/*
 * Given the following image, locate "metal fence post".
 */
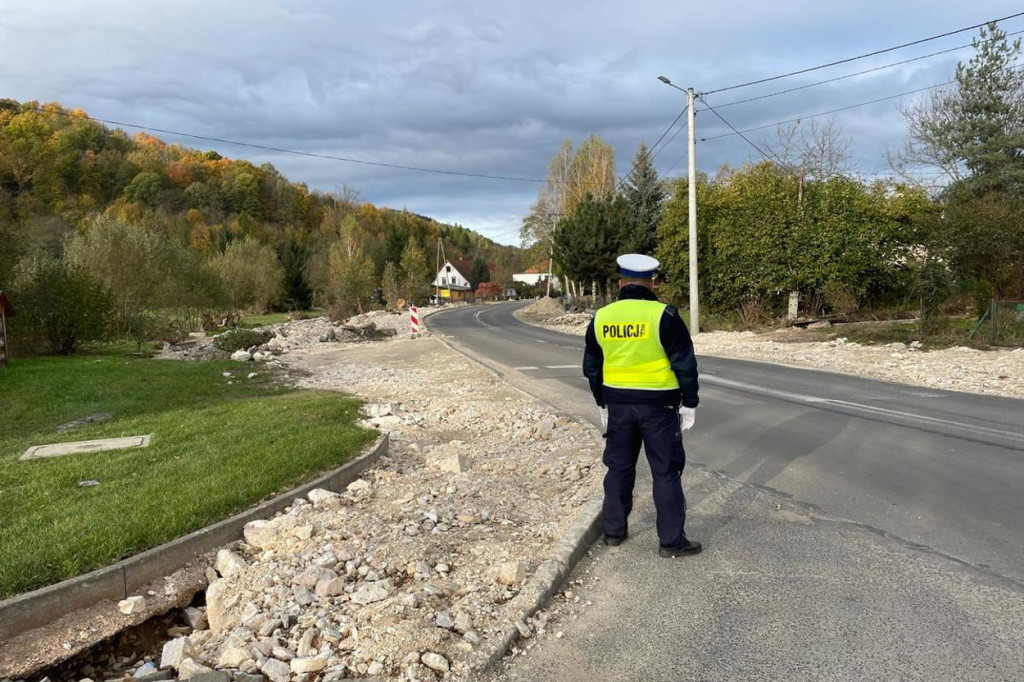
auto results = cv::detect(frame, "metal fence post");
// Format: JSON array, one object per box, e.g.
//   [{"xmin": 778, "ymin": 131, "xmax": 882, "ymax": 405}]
[{"xmin": 990, "ymin": 299, "xmax": 998, "ymax": 346}]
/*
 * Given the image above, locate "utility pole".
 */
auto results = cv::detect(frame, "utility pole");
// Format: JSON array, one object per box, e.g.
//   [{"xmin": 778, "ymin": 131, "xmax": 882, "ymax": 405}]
[
  {"xmin": 658, "ymin": 76, "xmax": 700, "ymax": 333},
  {"xmin": 546, "ymin": 246, "xmax": 553, "ymax": 298},
  {"xmin": 686, "ymin": 87, "xmax": 699, "ymax": 334}
]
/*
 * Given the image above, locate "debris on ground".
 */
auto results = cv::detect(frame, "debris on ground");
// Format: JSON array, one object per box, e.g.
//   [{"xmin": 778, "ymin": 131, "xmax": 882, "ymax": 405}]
[
  {"xmin": 37, "ymin": 319, "xmax": 602, "ymax": 681},
  {"xmin": 157, "ymin": 307, "xmax": 450, "ymax": 363},
  {"xmin": 518, "ymin": 297, "xmax": 566, "ymax": 318}
]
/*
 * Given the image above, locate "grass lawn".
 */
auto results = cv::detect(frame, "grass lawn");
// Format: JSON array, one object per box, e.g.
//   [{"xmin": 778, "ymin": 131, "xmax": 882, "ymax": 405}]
[
  {"xmin": 0, "ymin": 349, "xmax": 375, "ymax": 598},
  {"xmin": 238, "ymin": 311, "xmax": 292, "ymax": 327},
  {"xmin": 238, "ymin": 310, "xmax": 325, "ymax": 328}
]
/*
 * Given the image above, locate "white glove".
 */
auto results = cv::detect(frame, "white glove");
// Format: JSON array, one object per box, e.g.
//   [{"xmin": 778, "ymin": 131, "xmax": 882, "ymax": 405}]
[
  {"xmin": 678, "ymin": 406, "xmax": 696, "ymax": 431},
  {"xmin": 598, "ymin": 407, "xmax": 609, "ymax": 429}
]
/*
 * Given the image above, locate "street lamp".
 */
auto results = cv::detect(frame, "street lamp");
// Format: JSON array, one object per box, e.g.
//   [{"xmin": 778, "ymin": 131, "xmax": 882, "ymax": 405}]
[{"xmin": 657, "ymin": 75, "xmax": 699, "ymax": 334}]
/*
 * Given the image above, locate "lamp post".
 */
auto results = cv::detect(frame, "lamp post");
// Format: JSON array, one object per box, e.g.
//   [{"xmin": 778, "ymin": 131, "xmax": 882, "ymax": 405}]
[{"xmin": 657, "ymin": 76, "xmax": 699, "ymax": 334}]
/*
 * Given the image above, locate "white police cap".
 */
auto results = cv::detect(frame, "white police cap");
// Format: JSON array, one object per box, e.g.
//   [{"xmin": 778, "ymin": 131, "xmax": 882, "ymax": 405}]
[{"xmin": 616, "ymin": 253, "xmax": 659, "ymax": 278}]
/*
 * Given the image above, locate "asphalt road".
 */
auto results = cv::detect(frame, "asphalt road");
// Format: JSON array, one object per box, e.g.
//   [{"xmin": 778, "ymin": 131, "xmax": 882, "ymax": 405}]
[{"xmin": 428, "ymin": 302, "xmax": 1024, "ymax": 681}]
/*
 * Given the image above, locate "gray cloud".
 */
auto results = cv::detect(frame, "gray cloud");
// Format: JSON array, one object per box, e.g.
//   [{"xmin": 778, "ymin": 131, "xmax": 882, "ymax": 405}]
[{"xmin": 1, "ymin": 0, "xmax": 1021, "ymax": 243}]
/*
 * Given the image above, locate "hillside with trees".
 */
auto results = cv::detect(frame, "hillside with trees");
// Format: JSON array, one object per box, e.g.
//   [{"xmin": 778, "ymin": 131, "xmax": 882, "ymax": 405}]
[{"xmin": 0, "ymin": 99, "xmax": 522, "ymax": 353}]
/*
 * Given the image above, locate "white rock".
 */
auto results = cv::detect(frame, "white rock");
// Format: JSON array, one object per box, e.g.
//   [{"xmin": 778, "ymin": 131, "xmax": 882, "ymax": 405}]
[
  {"xmin": 314, "ymin": 577, "xmax": 347, "ymax": 596},
  {"xmin": 454, "ymin": 611, "xmax": 473, "ymax": 634},
  {"xmin": 217, "ymin": 645, "xmax": 253, "ymax": 668},
  {"xmin": 118, "ymin": 595, "xmax": 145, "ymax": 615},
  {"xmin": 243, "ymin": 520, "xmax": 274, "ymax": 550},
  {"xmin": 307, "ymin": 488, "xmax": 339, "ymax": 505},
  {"xmin": 347, "ymin": 478, "xmax": 371, "ymax": 493},
  {"xmin": 160, "ymin": 637, "xmax": 194, "ymax": 670},
  {"xmin": 421, "ymin": 652, "xmax": 450, "ymax": 672},
  {"xmin": 366, "ymin": 403, "xmax": 395, "ymax": 417},
  {"xmin": 293, "ymin": 524, "xmax": 313, "ymax": 540},
  {"xmin": 177, "ymin": 658, "xmax": 212, "ymax": 680},
  {"xmin": 261, "ymin": 658, "xmax": 291, "ymax": 682},
  {"xmin": 498, "ymin": 561, "xmax": 526, "ymax": 585},
  {"xmin": 291, "ymin": 657, "xmax": 328, "ymax": 674},
  {"xmin": 294, "ymin": 566, "xmax": 336, "ymax": 589},
  {"xmin": 350, "ymin": 581, "xmax": 390, "ymax": 604},
  {"xmin": 215, "ymin": 549, "xmax": 248, "ymax": 578},
  {"xmin": 435, "ymin": 611, "xmax": 455, "ymax": 629},
  {"xmin": 231, "ymin": 350, "xmax": 252, "ymax": 362},
  {"xmin": 204, "ymin": 579, "xmax": 233, "ymax": 634},
  {"xmin": 183, "ymin": 606, "xmax": 207, "ymax": 630},
  {"xmin": 367, "ymin": 661, "xmax": 384, "ymax": 676},
  {"xmin": 438, "ymin": 454, "xmax": 470, "ymax": 474}
]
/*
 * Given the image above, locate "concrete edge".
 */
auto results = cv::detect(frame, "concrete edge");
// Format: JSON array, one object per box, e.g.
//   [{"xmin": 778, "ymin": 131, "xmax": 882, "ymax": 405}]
[
  {"xmin": 423, "ymin": 326, "xmax": 608, "ymax": 677},
  {"xmin": 0, "ymin": 434, "xmax": 389, "ymax": 642},
  {"xmin": 468, "ymin": 496, "xmax": 604, "ymax": 677}
]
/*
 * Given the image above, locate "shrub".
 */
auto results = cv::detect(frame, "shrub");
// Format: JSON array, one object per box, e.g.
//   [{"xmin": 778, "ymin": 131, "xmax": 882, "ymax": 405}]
[
  {"xmin": 738, "ymin": 299, "xmax": 771, "ymax": 328},
  {"xmin": 212, "ymin": 328, "xmax": 273, "ymax": 353},
  {"xmin": 210, "ymin": 238, "xmax": 283, "ymax": 314},
  {"xmin": 8, "ymin": 255, "xmax": 114, "ymax": 355},
  {"xmin": 823, "ymin": 281, "xmax": 860, "ymax": 315}
]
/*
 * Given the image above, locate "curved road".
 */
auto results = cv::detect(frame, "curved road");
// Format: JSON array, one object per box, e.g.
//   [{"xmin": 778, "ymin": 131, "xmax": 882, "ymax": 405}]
[{"xmin": 430, "ymin": 302, "xmax": 1024, "ymax": 584}]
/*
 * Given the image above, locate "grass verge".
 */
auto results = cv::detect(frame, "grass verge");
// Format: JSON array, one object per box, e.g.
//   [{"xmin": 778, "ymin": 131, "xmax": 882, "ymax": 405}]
[{"xmin": 0, "ymin": 349, "xmax": 375, "ymax": 598}]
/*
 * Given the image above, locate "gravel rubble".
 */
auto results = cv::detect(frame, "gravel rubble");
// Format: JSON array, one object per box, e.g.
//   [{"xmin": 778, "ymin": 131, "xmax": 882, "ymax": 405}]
[{"xmin": 47, "ymin": 313, "xmax": 603, "ymax": 682}]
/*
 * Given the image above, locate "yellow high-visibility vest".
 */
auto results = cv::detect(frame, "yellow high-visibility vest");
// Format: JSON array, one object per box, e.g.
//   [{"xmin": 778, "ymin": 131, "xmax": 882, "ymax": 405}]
[{"xmin": 595, "ymin": 299, "xmax": 679, "ymax": 390}]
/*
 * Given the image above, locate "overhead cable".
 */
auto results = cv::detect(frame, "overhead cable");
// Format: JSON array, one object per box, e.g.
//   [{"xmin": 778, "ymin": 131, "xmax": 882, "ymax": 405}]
[
  {"xmin": 697, "ymin": 95, "xmax": 790, "ymax": 172},
  {"xmin": 701, "ymin": 63, "xmax": 1024, "ymax": 142},
  {"xmin": 702, "ymin": 10, "xmax": 1024, "ymax": 95},
  {"xmin": 710, "ymin": 27, "xmax": 1024, "ymax": 111}
]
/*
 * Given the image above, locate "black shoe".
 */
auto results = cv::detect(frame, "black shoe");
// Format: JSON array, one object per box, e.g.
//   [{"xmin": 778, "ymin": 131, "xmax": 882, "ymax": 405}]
[
  {"xmin": 659, "ymin": 540, "xmax": 702, "ymax": 557},
  {"xmin": 603, "ymin": 533, "xmax": 628, "ymax": 546}
]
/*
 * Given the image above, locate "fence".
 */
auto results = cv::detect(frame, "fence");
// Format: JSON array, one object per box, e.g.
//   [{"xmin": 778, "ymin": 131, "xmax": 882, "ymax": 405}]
[{"xmin": 970, "ymin": 300, "xmax": 1024, "ymax": 346}]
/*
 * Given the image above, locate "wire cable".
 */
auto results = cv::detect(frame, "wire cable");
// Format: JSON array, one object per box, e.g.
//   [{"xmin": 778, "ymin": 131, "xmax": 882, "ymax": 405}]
[
  {"xmin": 697, "ymin": 95, "xmax": 790, "ymax": 172},
  {"xmin": 709, "ymin": 28, "xmax": 1024, "ymax": 111},
  {"xmin": 702, "ymin": 10, "xmax": 1024, "ymax": 95},
  {"xmin": 615, "ymin": 104, "xmax": 689, "ymax": 191},
  {"xmin": 700, "ymin": 62, "xmax": 1024, "ymax": 142},
  {"xmin": 28, "ymin": 105, "xmax": 553, "ymax": 185}
]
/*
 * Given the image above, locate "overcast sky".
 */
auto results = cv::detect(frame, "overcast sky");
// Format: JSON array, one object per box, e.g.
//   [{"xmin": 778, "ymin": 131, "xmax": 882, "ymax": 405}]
[{"xmin": 2, "ymin": 1, "xmax": 1022, "ymax": 244}]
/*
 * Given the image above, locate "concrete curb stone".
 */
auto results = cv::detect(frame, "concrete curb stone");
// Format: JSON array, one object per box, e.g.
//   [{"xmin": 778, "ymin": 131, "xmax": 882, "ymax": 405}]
[{"xmin": 425, "ymin": 309, "xmax": 606, "ymax": 677}]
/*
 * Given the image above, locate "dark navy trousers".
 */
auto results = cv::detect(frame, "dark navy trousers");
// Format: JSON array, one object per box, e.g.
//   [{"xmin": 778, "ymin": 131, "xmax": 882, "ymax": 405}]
[{"xmin": 602, "ymin": 403, "xmax": 689, "ymax": 548}]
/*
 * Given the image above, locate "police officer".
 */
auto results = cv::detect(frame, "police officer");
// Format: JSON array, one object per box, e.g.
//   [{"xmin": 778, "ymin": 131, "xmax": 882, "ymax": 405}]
[{"xmin": 583, "ymin": 254, "xmax": 702, "ymax": 557}]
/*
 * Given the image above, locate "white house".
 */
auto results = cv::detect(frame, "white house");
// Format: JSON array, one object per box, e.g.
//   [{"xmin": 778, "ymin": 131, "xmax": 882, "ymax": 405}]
[
  {"xmin": 513, "ymin": 261, "xmax": 560, "ymax": 291},
  {"xmin": 432, "ymin": 259, "xmax": 475, "ymax": 301}
]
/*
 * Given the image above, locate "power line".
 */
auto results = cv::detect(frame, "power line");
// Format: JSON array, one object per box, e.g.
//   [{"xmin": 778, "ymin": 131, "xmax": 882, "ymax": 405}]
[
  {"xmin": 702, "ymin": 10, "xmax": 1024, "ymax": 95},
  {"xmin": 29, "ymin": 106, "xmax": 549, "ymax": 185},
  {"xmin": 709, "ymin": 28, "xmax": 1024, "ymax": 111},
  {"xmin": 697, "ymin": 95, "xmax": 790, "ymax": 172},
  {"xmin": 700, "ymin": 63, "xmax": 1024, "ymax": 142},
  {"xmin": 615, "ymin": 104, "xmax": 689, "ymax": 191}
]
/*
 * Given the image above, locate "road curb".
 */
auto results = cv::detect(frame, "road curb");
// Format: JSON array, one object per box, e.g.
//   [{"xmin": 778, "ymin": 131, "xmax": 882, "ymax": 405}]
[
  {"xmin": 424, "ymin": 316, "xmax": 607, "ymax": 677},
  {"xmin": 470, "ymin": 496, "xmax": 603, "ymax": 676},
  {"xmin": 0, "ymin": 434, "xmax": 389, "ymax": 643}
]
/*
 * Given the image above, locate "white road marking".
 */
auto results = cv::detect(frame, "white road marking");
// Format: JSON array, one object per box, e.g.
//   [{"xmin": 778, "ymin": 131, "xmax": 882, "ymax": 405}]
[
  {"xmin": 703, "ymin": 375, "xmax": 1024, "ymax": 443},
  {"xmin": 535, "ymin": 339, "xmax": 546, "ymax": 343},
  {"xmin": 514, "ymin": 366, "xmax": 539, "ymax": 371},
  {"xmin": 472, "ymin": 311, "xmax": 494, "ymax": 328},
  {"xmin": 546, "ymin": 365, "xmax": 578, "ymax": 369}
]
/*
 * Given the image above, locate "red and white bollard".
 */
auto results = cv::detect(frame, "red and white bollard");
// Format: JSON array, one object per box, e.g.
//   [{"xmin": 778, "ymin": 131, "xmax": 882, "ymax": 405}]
[{"xmin": 410, "ymin": 306, "xmax": 420, "ymax": 336}]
